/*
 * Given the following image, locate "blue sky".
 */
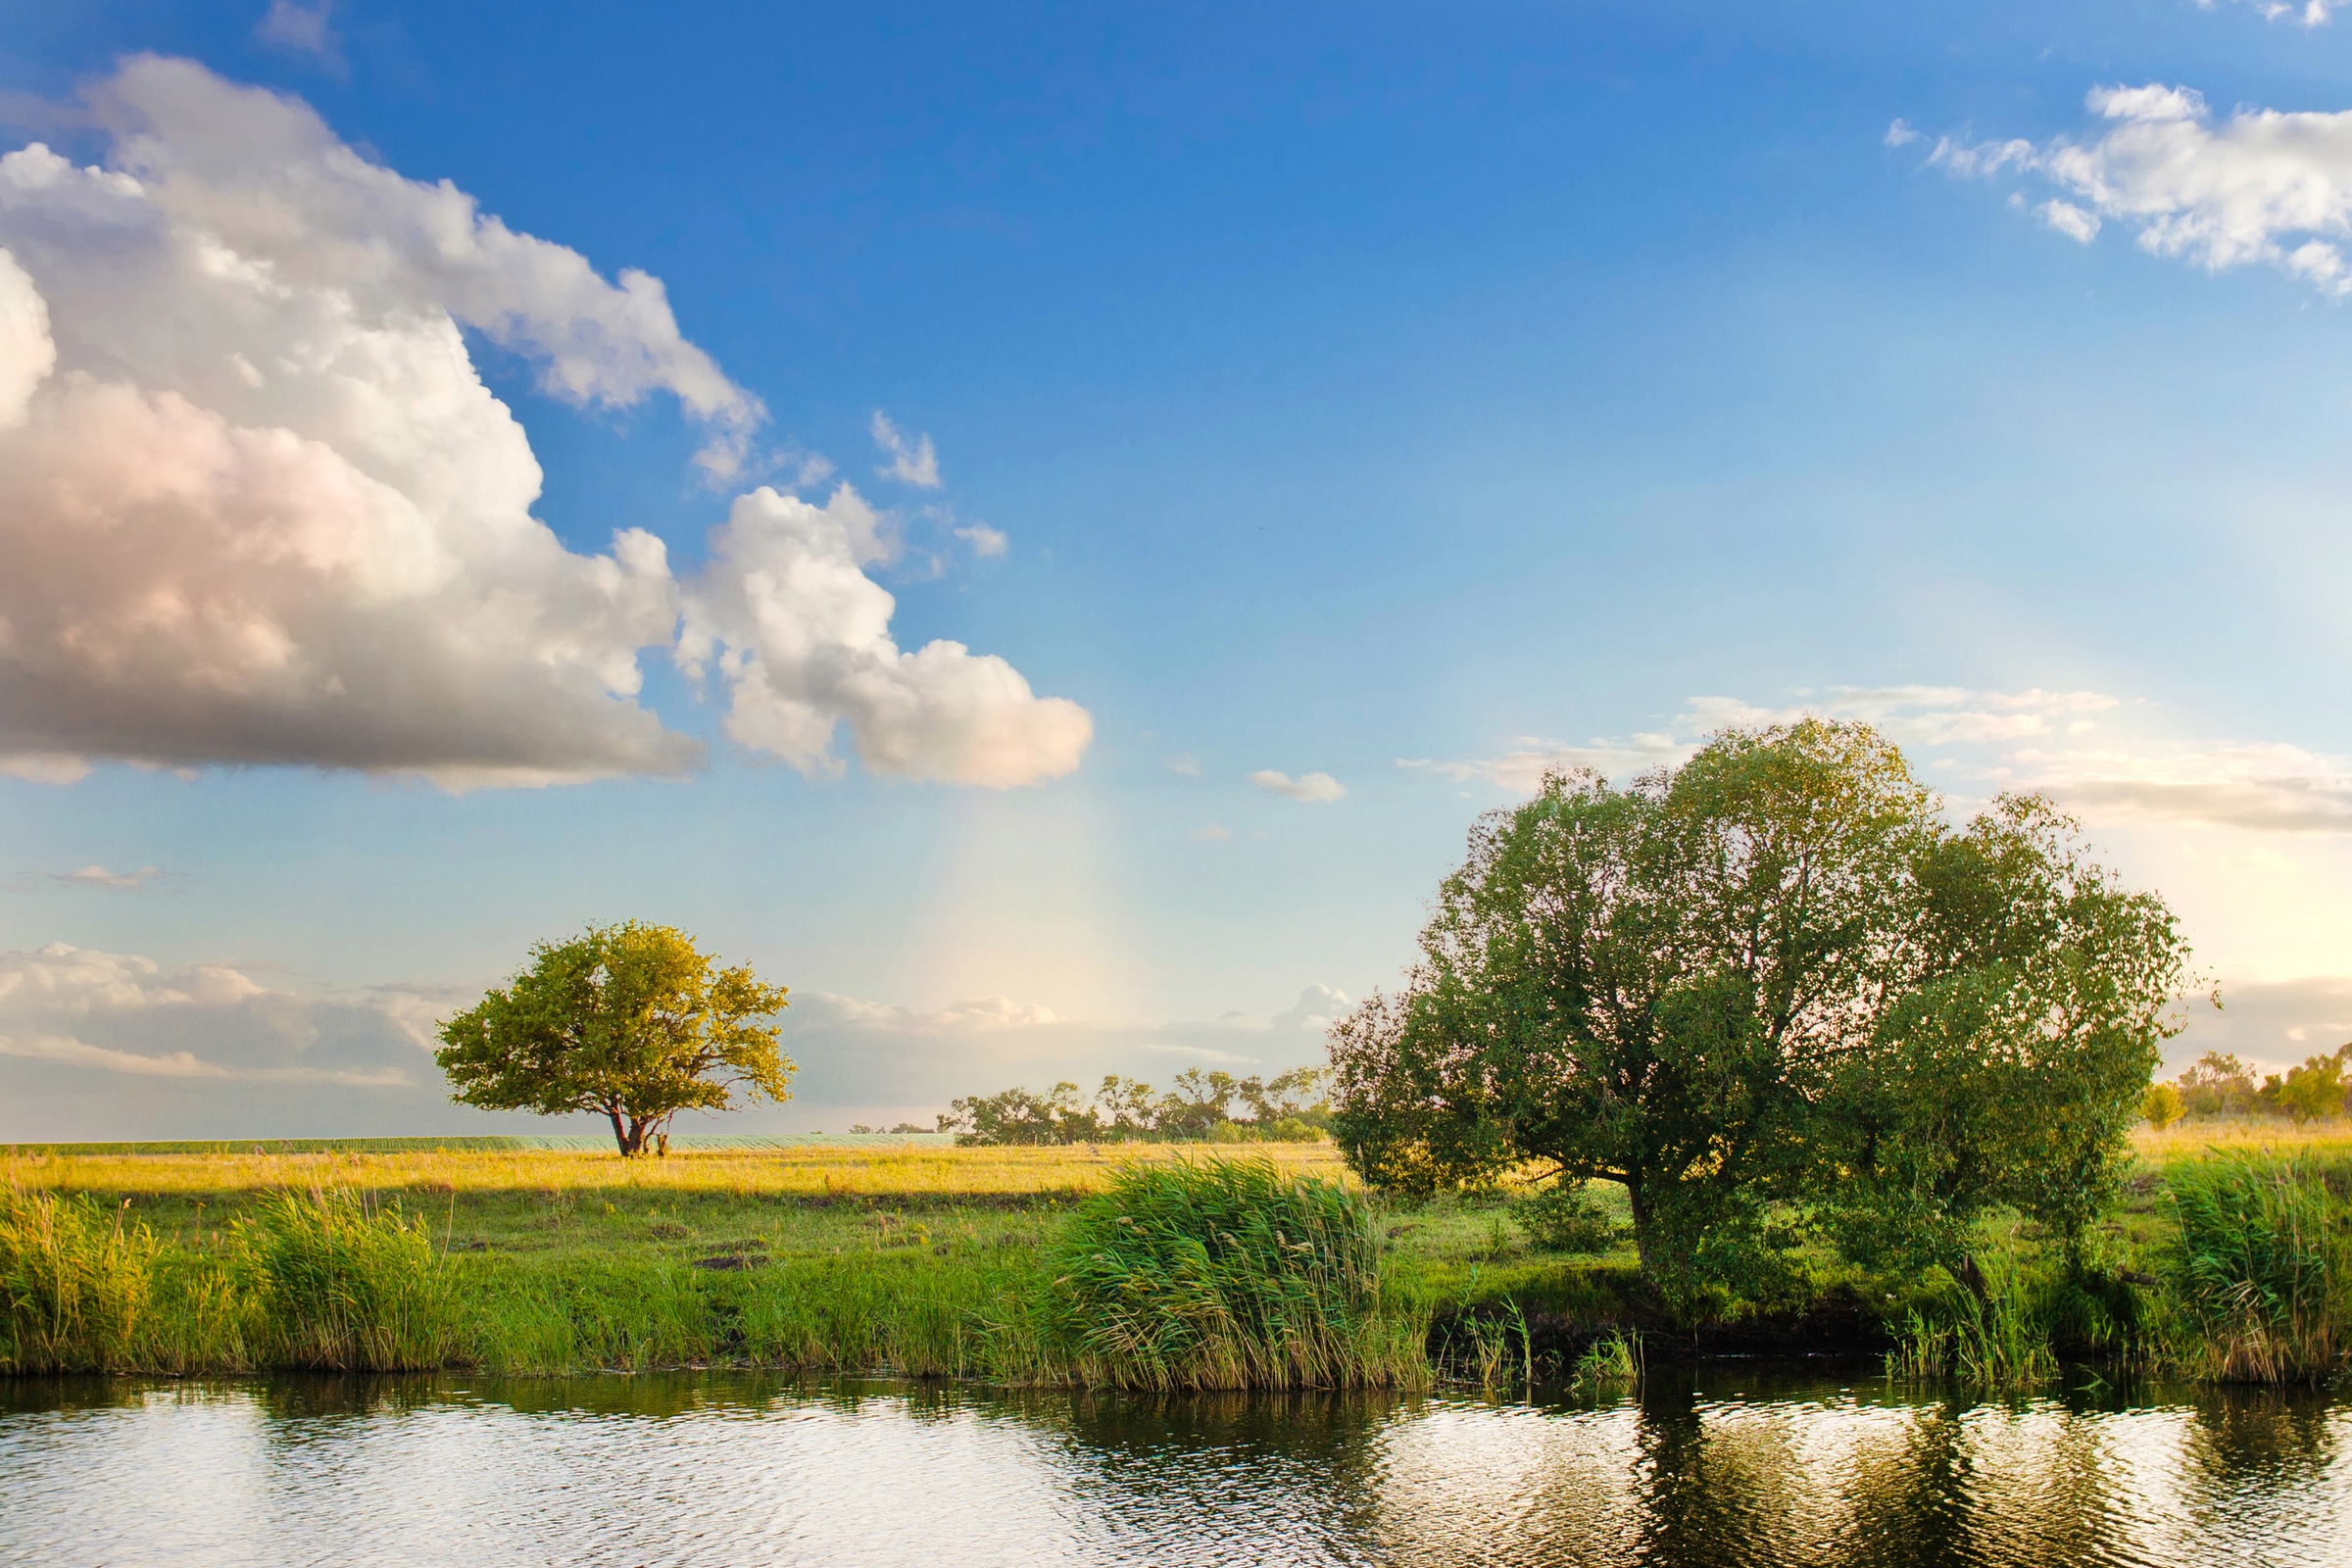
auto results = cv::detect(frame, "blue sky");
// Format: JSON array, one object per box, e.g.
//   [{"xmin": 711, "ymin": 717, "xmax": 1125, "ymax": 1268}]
[{"xmin": 3, "ymin": 0, "xmax": 2351, "ymax": 1138}]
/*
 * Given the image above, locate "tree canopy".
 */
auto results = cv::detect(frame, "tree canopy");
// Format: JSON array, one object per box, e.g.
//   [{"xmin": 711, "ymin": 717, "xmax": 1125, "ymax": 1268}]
[
  {"xmin": 435, "ymin": 921, "xmax": 793, "ymax": 1156},
  {"xmin": 1327, "ymin": 720, "xmax": 2189, "ymax": 1298}
]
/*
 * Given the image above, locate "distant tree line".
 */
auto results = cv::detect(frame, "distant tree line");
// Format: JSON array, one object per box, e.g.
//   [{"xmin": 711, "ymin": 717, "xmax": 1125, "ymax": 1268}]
[
  {"xmin": 2141, "ymin": 1045, "xmax": 2352, "ymax": 1129},
  {"xmin": 940, "ymin": 1067, "xmax": 1332, "ymax": 1146}
]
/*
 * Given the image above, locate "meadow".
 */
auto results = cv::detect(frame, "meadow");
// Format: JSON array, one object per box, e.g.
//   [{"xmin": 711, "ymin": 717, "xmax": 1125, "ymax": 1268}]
[{"xmin": 2, "ymin": 1124, "xmax": 2345, "ymax": 1389}]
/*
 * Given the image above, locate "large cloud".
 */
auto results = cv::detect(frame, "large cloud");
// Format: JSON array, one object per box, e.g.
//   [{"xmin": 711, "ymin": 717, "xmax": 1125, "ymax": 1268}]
[
  {"xmin": 1918, "ymin": 83, "xmax": 2352, "ymax": 294},
  {"xmin": 684, "ymin": 487, "xmax": 1091, "ymax": 785},
  {"xmin": 0, "ymin": 57, "xmax": 1088, "ymax": 790},
  {"xmin": 0, "ymin": 941, "xmax": 472, "ymax": 1140}
]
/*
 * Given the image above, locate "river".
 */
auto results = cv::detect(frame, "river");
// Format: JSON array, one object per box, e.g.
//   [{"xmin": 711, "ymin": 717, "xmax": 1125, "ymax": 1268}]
[{"xmin": 3, "ymin": 1366, "xmax": 2345, "ymax": 1565}]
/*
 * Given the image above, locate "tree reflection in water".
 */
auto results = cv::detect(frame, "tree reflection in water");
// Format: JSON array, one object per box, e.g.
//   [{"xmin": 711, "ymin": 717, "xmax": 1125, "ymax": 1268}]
[{"xmin": 0, "ymin": 1370, "xmax": 2342, "ymax": 1566}]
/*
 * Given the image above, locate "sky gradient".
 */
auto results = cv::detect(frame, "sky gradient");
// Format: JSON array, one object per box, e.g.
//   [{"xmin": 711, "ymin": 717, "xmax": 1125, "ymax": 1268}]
[{"xmin": 3, "ymin": 0, "xmax": 2350, "ymax": 1140}]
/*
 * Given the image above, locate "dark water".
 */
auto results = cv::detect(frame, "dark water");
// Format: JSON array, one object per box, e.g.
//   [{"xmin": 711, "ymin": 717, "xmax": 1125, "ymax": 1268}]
[{"xmin": 3, "ymin": 1368, "xmax": 2346, "ymax": 1566}]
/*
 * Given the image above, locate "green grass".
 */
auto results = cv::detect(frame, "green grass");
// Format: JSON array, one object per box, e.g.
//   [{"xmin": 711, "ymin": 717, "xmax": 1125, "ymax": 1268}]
[{"xmin": 4, "ymin": 1136, "xmax": 2347, "ymax": 1389}]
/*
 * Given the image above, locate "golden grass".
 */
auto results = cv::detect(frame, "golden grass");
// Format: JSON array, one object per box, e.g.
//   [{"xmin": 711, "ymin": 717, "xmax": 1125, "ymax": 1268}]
[
  {"xmin": 0, "ymin": 1141, "xmax": 1354, "ymax": 1201},
  {"xmin": 2132, "ymin": 1119, "xmax": 2352, "ymax": 1162}
]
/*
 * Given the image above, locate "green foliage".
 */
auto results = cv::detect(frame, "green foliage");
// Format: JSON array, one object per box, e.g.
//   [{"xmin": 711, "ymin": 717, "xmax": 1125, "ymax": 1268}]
[
  {"xmin": 946, "ymin": 1067, "xmax": 1331, "ymax": 1146},
  {"xmin": 1329, "ymin": 720, "xmax": 2189, "ymax": 1303},
  {"xmin": 0, "ymin": 1190, "xmax": 156, "ymax": 1372},
  {"xmin": 437, "ymin": 921, "xmax": 793, "ymax": 1156},
  {"xmin": 1047, "ymin": 1159, "xmax": 1420, "ymax": 1390},
  {"xmin": 2161, "ymin": 1155, "xmax": 2345, "ymax": 1383},
  {"xmin": 2269, "ymin": 1048, "xmax": 2350, "ymax": 1125},
  {"xmin": 1513, "ymin": 1182, "xmax": 1620, "ymax": 1254},
  {"xmin": 239, "ymin": 1190, "xmax": 455, "ymax": 1370},
  {"xmin": 2174, "ymin": 1052, "xmax": 2261, "ymax": 1119},
  {"xmin": 2141, "ymin": 1082, "xmax": 2184, "ymax": 1131}
]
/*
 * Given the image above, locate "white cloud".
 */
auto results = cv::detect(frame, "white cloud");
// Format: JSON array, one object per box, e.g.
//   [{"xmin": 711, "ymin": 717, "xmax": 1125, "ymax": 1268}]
[
  {"xmin": 253, "ymin": 0, "xmax": 342, "ymax": 69},
  {"xmin": 681, "ymin": 486, "xmax": 1092, "ymax": 786},
  {"xmin": 1884, "ymin": 119, "xmax": 1923, "ymax": 149},
  {"xmin": 47, "ymin": 864, "xmax": 164, "ymax": 889},
  {"xmin": 870, "ymin": 411, "xmax": 942, "ymax": 489},
  {"xmin": 0, "ymin": 59, "xmax": 1087, "ymax": 794},
  {"xmin": 2203, "ymin": 0, "xmax": 2337, "ymax": 26},
  {"xmin": 1923, "ymin": 81, "xmax": 2352, "ymax": 295},
  {"xmin": 954, "ymin": 521, "xmax": 1008, "ymax": 558},
  {"xmin": 1191, "ymin": 822, "xmax": 1232, "ymax": 842},
  {"xmin": 1165, "ymin": 753, "xmax": 1201, "ymax": 776},
  {"xmin": 1250, "ymin": 769, "xmax": 1346, "ymax": 803},
  {"xmin": 0, "ymin": 940, "xmax": 428, "ymax": 1091},
  {"xmin": 2018, "ymin": 742, "xmax": 2352, "ymax": 833},
  {"xmin": 2039, "ymin": 199, "xmax": 2102, "ymax": 242}
]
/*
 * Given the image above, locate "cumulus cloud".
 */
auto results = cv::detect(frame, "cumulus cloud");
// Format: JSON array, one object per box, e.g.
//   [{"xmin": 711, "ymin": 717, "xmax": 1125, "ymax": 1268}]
[
  {"xmin": 1920, "ymin": 81, "xmax": 2352, "ymax": 295},
  {"xmin": 0, "ymin": 58, "xmax": 1089, "ymax": 793},
  {"xmin": 681, "ymin": 486, "xmax": 1091, "ymax": 785},
  {"xmin": 1250, "ymin": 769, "xmax": 1346, "ymax": 803},
  {"xmin": 870, "ymin": 411, "xmax": 941, "ymax": 488}
]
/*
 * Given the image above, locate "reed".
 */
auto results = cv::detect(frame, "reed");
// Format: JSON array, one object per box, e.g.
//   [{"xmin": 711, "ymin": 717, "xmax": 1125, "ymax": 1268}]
[
  {"xmin": 1885, "ymin": 1249, "xmax": 2058, "ymax": 1388},
  {"xmin": 1049, "ymin": 1158, "xmax": 1424, "ymax": 1391},
  {"xmin": 2160, "ymin": 1154, "xmax": 2344, "ymax": 1384},
  {"xmin": 0, "ymin": 1189, "xmax": 157, "ymax": 1373},
  {"xmin": 239, "ymin": 1190, "xmax": 455, "ymax": 1371}
]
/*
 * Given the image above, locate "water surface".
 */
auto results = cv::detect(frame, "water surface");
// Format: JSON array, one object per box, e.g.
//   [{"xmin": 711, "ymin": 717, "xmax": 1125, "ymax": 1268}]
[{"xmin": 4, "ymin": 1367, "xmax": 2345, "ymax": 1566}]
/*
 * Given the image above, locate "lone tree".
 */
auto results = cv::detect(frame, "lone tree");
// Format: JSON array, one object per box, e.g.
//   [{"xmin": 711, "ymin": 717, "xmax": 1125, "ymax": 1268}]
[
  {"xmin": 436, "ymin": 921, "xmax": 793, "ymax": 1156},
  {"xmin": 1328, "ymin": 720, "xmax": 2187, "ymax": 1299}
]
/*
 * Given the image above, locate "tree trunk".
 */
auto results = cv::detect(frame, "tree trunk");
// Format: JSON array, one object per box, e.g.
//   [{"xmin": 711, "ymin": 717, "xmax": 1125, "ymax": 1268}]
[
  {"xmin": 1626, "ymin": 1178, "xmax": 1654, "ymax": 1280},
  {"xmin": 609, "ymin": 1106, "xmax": 649, "ymax": 1157}
]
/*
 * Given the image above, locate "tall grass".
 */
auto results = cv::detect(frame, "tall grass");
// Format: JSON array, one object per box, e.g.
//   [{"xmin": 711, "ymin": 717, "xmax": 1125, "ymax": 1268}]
[
  {"xmin": 1886, "ymin": 1249, "xmax": 2059, "ymax": 1388},
  {"xmin": 239, "ymin": 1190, "xmax": 456, "ymax": 1370},
  {"xmin": 1049, "ymin": 1159, "xmax": 1424, "ymax": 1391},
  {"xmin": 2162, "ymin": 1155, "xmax": 2344, "ymax": 1384},
  {"xmin": 0, "ymin": 1190, "xmax": 156, "ymax": 1372}
]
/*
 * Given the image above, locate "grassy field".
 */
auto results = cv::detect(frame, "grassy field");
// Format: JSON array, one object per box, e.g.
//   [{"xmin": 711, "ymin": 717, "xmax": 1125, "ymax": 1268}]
[{"xmin": 2, "ymin": 1126, "xmax": 2345, "ymax": 1385}]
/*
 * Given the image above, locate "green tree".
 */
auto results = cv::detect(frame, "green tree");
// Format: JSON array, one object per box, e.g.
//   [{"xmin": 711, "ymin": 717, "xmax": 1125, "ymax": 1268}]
[
  {"xmin": 2140, "ymin": 1081, "xmax": 2184, "ymax": 1131},
  {"xmin": 1327, "ymin": 721, "xmax": 2189, "ymax": 1298},
  {"xmin": 2273, "ymin": 1046, "xmax": 2349, "ymax": 1124},
  {"xmin": 435, "ymin": 922, "xmax": 793, "ymax": 1156},
  {"xmin": 2177, "ymin": 1052, "xmax": 2259, "ymax": 1118}
]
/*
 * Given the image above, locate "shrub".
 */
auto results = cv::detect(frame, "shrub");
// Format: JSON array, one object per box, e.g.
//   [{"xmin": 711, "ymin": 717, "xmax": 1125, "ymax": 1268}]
[
  {"xmin": 0, "ymin": 1190, "xmax": 156, "ymax": 1372},
  {"xmin": 1048, "ymin": 1158, "xmax": 1419, "ymax": 1390},
  {"xmin": 1514, "ymin": 1182, "xmax": 1620, "ymax": 1254},
  {"xmin": 240, "ymin": 1190, "xmax": 455, "ymax": 1370}
]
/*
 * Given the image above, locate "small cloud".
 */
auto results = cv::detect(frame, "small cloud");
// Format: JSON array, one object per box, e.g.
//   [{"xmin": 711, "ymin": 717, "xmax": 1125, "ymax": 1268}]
[
  {"xmin": 870, "ymin": 412, "xmax": 942, "ymax": 489},
  {"xmin": 1885, "ymin": 119, "xmax": 1923, "ymax": 148},
  {"xmin": 1191, "ymin": 823, "xmax": 1232, "ymax": 843},
  {"xmin": 1165, "ymin": 754, "xmax": 1201, "ymax": 776},
  {"xmin": 1250, "ymin": 769, "xmax": 1346, "ymax": 804},
  {"xmin": 254, "ymin": 0, "xmax": 344, "ymax": 70},
  {"xmin": 49, "ymin": 865, "xmax": 165, "ymax": 889},
  {"xmin": 0, "ymin": 753, "xmax": 92, "ymax": 785},
  {"xmin": 2038, "ymin": 200, "xmax": 2101, "ymax": 243},
  {"xmin": 954, "ymin": 522, "xmax": 1007, "ymax": 558}
]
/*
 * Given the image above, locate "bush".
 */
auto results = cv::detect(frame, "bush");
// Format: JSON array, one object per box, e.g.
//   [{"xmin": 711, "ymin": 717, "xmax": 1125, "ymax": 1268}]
[
  {"xmin": 0, "ymin": 1190, "xmax": 156, "ymax": 1372},
  {"xmin": 1048, "ymin": 1158, "xmax": 1420, "ymax": 1390},
  {"xmin": 240, "ymin": 1190, "xmax": 455, "ymax": 1370},
  {"xmin": 1514, "ymin": 1182, "xmax": 1620, "ymax": 1254}
]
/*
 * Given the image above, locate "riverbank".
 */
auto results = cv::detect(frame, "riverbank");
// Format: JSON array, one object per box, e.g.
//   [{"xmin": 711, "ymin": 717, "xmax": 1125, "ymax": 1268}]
[{"xmin": 2, "ymin": 1130, "xmax": 2345, "ymax": 1385}]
